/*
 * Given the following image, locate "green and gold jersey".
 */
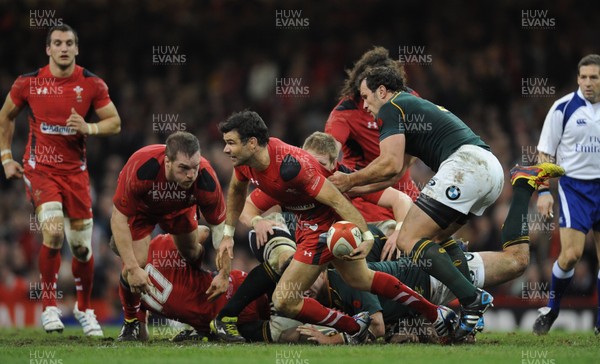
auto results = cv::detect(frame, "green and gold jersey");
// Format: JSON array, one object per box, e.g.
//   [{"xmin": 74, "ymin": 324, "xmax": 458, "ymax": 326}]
[{"xmin": 378, "ymin": 92, "xmax": 489, "ymax": 171}]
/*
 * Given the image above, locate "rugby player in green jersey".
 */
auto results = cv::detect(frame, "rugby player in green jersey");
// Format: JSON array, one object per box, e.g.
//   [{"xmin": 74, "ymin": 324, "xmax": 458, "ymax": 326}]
[
  {"xmin": 329, "ymin": 66, "xmax": 564, "ymax": 341},
  {"xmin": 300, "ymin": 162, "xmax": 564, "ymax": 344}
]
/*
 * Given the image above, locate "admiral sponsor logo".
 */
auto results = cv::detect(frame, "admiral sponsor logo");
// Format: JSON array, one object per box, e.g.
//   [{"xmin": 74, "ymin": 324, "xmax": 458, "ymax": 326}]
[{"xmin": 40, "ymin": 122, "xmax": 76, "ymax": 135}]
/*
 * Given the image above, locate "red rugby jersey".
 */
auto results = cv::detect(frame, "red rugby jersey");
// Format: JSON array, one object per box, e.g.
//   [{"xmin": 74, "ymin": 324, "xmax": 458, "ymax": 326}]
[
  {"xmin": 10, "ymin": 65, "xmax": 111, "ymax": 174},
  {"xmin": 113, "ymin": 144, "xmax": 225, "ymax": 225},
  {"xmin": 142, "ymin": 234, "xmax": 268, "ymax": 333}
]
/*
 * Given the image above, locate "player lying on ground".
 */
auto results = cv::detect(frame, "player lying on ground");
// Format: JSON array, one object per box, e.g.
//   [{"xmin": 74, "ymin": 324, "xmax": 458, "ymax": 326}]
[
  {"xmin": 209, "ymin": 162, "xmax": 564, "ymax": 344},
  {"xmin": 109, "ymin": 229, "xmax": 303, "ymax": 343}
]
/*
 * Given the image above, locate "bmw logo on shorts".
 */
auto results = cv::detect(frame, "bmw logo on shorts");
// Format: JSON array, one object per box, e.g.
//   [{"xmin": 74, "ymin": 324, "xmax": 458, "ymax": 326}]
[{"xmin": 446, "ymin": 186, "xmax": 461, "ymax": 200}]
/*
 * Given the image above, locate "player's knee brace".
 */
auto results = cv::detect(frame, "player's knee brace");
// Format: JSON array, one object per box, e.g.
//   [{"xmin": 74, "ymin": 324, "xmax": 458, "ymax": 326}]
[
  {"xmin": 37, "ymin": 201, "xmax": 64, "ymax": 224},
  {"xmin": 64, "ymin": 218, "xmax": 93, "ymax": 262},
  {"xmin": 37, "ymin": 202, "xmax": 65, "ymax": 246},
  {"xmin": 249, "ymin": 219, "xmax": 296, "ymax": 276}
]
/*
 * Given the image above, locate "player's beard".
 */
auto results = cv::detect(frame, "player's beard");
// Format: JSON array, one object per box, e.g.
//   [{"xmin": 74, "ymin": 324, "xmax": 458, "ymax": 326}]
[{"xmin": 230, "ymin": 153, "xmax": 251, "ymax": 167}]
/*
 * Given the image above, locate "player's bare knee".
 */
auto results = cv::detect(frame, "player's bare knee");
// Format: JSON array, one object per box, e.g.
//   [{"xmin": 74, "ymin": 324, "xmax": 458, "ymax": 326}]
[
  {"xmin": 506, "ymin": 245, "xmax": 529, "ymax": 276},
  {"xmin": 396, "ymin": 236, "xmax": 418, "ymax": 252},
  {"xmin": 334, "ymin": 262, "xmax": 375, "ymax": 291},
  {"xmin": 559, "ymin": 251, "xmax": 580, "ymax": 269},
  {"xmin": 272, "ymin": 290, "xmax": 301, "ymax": 317}
]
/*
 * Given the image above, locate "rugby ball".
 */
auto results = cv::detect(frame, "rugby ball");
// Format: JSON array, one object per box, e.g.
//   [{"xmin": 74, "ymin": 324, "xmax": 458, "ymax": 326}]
[{"xmin": 326, "ymin": 221, "xmax": 362, "ymax": 258}]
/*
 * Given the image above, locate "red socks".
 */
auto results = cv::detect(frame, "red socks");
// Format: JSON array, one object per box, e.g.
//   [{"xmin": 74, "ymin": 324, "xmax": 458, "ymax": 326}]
[
  {"xmin": 370, "ymin": 271, "xmax": 438, "ymax": 322},
  {"xmin": 296, "ymin": 297, "xmax": 360, "ymax": 334},
  {"xmin": 119, "ymin": 274, "xmax": 141, "ymax": 320},
  {"xmin": 38, "ymin": 245, "xmax": 61, "ymax": 309},
  {"xmin": 72, "ymin": 256, "xmax": 94, "ymax": 311}
]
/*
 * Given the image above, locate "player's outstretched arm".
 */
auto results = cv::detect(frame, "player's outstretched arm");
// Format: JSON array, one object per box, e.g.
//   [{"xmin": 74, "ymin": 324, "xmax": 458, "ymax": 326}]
[
  {"xmin": 0, "ymin": 95, "xmax": 24, "ymax": 179},
  {"xmin": 216, "ymin": 173, "xmax": 248, "ymax": 270},
  {"xmin": 329, "ymin": 134, "xmax": 406, "ymax": 192},
  {"xmin": 111, "ymin": 206, "xmax": 152, "ymax": 294}
]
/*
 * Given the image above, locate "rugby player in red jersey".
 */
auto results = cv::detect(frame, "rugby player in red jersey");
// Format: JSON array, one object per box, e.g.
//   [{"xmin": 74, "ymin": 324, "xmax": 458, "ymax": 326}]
[
  {"xmin": 213, "ymin": 110, "xmax": 457, "ymax": 344},
  {"xmin": 111, "ymin": 131, "xmax": 227, "ymax": 341},
  {"xmin": 325, "ymin": 47, "xmax": 420, "ymax": 227},
  {"xmin": 108, "ymin": 230, "xmax": 277, "ymax": 342},
  {"xmin": 0, "ymin": 24, "xmax": 121, "ymax": 336}
]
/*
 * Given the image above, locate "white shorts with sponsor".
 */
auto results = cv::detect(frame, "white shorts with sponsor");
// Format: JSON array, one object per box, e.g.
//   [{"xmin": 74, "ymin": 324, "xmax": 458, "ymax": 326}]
[
  {"xmin": 421, "ymin": 145, "xmax": 504, "ymax": 216},
  {"xmin": 429, "ymin": 252, "xmax": 485, "ymax": 305}
]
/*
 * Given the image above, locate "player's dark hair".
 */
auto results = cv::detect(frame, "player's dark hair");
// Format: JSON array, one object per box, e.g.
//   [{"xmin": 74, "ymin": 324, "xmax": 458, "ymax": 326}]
[
  {"xmin": 358, "ymin": 66, "xmax": 406, "ymax": 93},
  {"xmin": 302, "ymin": 132, "xmax": 338, "ymax": 164},
  {"xmin": 46, "ymin": 24, "xmax": 79, "ymax": 46},
  {"xmin": 339, "ymin": 46, "xmax": 407, "ymax": 100},
  {"xmin": 578, "ymin": 54, "xmax": 600, "ymax": 74},
  {"xmin": 219, "ymin": 110, "xmax": 269, "ymax": 146},
  {"xmin": 165, "ymin": 131, "xmax": 201, "ymax": 161}
]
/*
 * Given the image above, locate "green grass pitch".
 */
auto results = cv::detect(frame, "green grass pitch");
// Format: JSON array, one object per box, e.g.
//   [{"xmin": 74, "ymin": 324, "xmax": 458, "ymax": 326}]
[{"xmin": 2, "ymin": 327, "xmax": 599, "ymax": 364}]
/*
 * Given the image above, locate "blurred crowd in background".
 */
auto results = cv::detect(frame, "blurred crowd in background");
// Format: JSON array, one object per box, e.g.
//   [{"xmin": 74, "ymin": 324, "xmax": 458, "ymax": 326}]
[{"xmin": 0, "ymin": 0, "xmax": 598, "ymax": 321}]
